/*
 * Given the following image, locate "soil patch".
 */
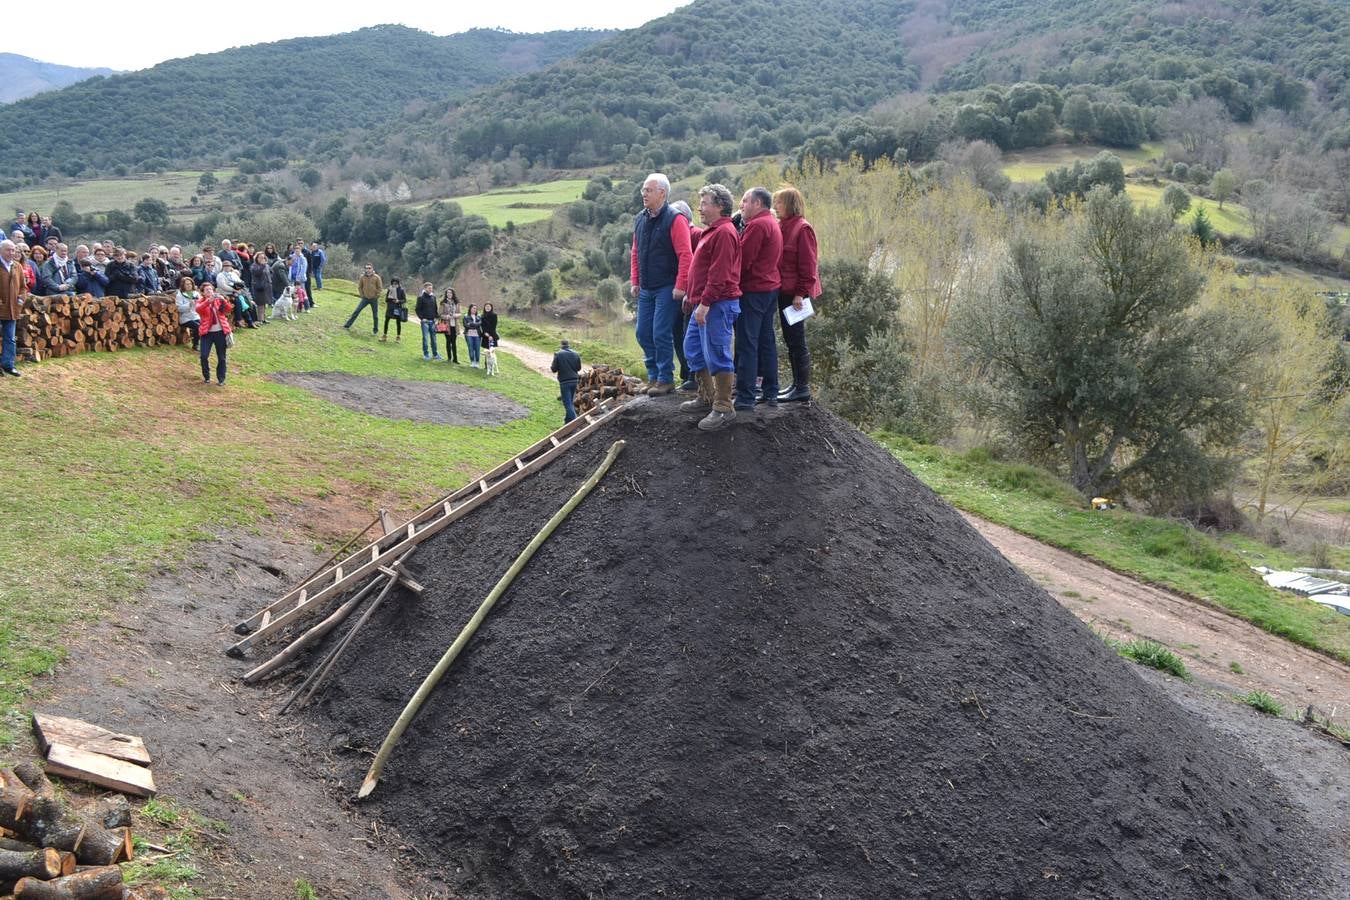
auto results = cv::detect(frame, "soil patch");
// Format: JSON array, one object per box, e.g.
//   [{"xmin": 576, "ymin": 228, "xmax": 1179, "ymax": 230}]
[
  {"xmin": 277, "ymin": 399, "xmax": 1341, "ymax": 899},
  {"xmin": 269, "ymin": 370, "xmax": 528, "ymax": 426}
]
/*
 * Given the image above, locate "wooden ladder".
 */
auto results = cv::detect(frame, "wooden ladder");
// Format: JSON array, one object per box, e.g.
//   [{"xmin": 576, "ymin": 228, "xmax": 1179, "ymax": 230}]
[{"xmin": 226, "ymin": 397, "xmax": 629, "ymax": 657}]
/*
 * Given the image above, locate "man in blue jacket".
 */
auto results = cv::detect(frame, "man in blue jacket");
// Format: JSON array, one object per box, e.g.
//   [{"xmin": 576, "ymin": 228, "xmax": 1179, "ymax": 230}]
[{"xmin": 551, "ymin": 339, "xmax": 583, "ymax": 424}]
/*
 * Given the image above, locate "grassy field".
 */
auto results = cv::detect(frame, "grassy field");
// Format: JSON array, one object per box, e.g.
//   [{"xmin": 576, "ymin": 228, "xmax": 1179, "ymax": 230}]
[
  {"xmin": 1001, "ymin": 142, "xmax": 1162, "ymax": 183},
  {"xmin": 427, "ymin": 179, "xmax": 590, "ymax": 228},
  {"xmin": 0, "ymin": 170, "xmax": 237, "ymax": 217},
  {"xmin": 875, "ymin": 435, "xmax": 1350, "ymax": 665},
  {"xmin": 0, "ymin": 280, "xmax": 565, "ymax": 746}
]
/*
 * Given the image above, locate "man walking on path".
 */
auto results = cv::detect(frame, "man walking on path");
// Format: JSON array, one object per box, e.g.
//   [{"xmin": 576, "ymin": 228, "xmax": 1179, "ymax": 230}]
[
  {"xmin": 345, "ymin": 263, "xmax": 383, "ymax": 334},
  {"xmin": 630, "ymin": 173, "xmax": 692, "ymax": 397},
  {"xmin": 551, "ymin": 339, "xmax": 582, "ymax": 424},
  {"xmin": 734, "ymin": 187, "xmax": 782, "ymax": 409},
  {"xmin": 680, "ymin": 184, "xmax": 742, "ymax": 431},
  {"xmin": 0, "ymin": 240, "xmax": 28, "ymax": 377}
]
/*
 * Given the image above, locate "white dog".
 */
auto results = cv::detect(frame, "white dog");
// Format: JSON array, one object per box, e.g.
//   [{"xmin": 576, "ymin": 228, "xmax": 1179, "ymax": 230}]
[
  {"xmin": 483, "ymin": 343, "xmax": 498, "ymax": 376},
  {"xmin": 269, "ymin": 286, "xmax": 298, "ymax": 321}
]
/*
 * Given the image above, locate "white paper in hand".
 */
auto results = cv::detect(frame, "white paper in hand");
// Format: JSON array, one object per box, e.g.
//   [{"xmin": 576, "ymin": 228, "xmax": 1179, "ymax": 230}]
[{"xmin": 782, "ymin": 297, "xmax": 815, "ymax": 326}]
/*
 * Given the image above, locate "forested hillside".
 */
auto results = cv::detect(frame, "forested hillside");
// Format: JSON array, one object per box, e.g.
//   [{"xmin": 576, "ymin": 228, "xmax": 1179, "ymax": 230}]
[
  {"xmin": 0, "ymin": 54, "xmax": 115, "ymax": 104},
  {"xmin": 436, "ymin": 0, "xmax": 920, "ymax": 168},
  {"xmin": 0, "ymin": 25, "xmax": 613, "ymax": 179}
]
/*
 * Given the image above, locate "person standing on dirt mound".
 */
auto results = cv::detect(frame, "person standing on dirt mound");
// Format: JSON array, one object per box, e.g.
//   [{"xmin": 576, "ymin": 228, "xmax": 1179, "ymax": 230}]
[
  {"xmin": 774, "ymin": 185, "xmax": 820, "ymax": 402},
  {"xmin": 735, "ymin": 186, "xmax": 782, "ymax": 410},
  {"xmin": 680, "ymin": 184, "xmax": 742, "ymax": 432},
  {"xmin": 551, "ymin": 338, "xmax": 582, "ymax": 423},
  {"xmin": 345, "ymin": 263, "xmax": 383, "ymax": 335},
  {"xmin": 630, "ymin": 172, "xmax": 692, "ymax": 397}
]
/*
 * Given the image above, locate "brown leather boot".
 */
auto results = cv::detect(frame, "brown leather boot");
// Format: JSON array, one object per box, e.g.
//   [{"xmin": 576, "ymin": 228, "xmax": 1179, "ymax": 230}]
[
  {"xmin": 698, "ymin": 372, "xmax": 738, "ymax": 431},
  {"xmin": 647, "ymin": 381, "xmax": 675, "ymax": 396},
  {"xmin": 680, "ymin": 371, "xmax": 713, "ymax": 411}
]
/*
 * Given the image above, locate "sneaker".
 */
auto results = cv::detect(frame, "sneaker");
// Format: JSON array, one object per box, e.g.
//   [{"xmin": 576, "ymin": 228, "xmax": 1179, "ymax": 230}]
[
  {"xmin": 423, "ymin": 353, "xmax": 431, "ymax": 360},
  {"xmin": 697, "ymin": 408, "xmax": 737, "ymax": 431},
  {"xmin": 432, "ymin": 355, "xmax": 443, "ymax": 361},
  {"xmin": 679, "ymin": 380, "xmax": 696, "ymax": 392},
  {"xmin": 733, "ymin": 401, "xmax": 756, "ymax": 411},
  {"xmin": 379, "ymin": 335, "xmax": 387, "ymax": 342}
]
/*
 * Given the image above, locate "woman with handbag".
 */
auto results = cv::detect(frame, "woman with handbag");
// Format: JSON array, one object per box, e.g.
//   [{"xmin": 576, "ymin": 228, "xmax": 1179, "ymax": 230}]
[
  {"xmin": 416, "ymin": 282, "xmax": 442, "ymax": 361},
  {"xmin": 381, "ymin": 278, "xmax": 407, "ymax": 342},
  {"xmin": 195, "ymin": 282, "xmax": 233, "ymax": 386},
  {"xmin": 481, "ymin": 302, "xmax": 499, "ymax": 347},
  {"xmin": 463, "ymin": 304, "xmax": 483, "ymax": 368},
  {"xmin": 438, "ymin": 288, "xmax": 461, "ymax": 364}
]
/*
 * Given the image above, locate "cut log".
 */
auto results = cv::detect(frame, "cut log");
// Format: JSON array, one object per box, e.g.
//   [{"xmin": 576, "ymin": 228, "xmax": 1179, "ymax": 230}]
[
  {"xmin": 71, "ymin": 829, "xmax": 129, "ymax": 868},
  {"xmin": 0, "ymin": 841, "xmax": 38, "ymax": 854},
  {"xmin": 0, "ymin": 848, "xmax": 62, "ymax": 882},
  {"xmin": 0, "ymin": 787, "xmax": 32, "ymax": 832},
  {"xmin": 54, "ymin": 854, "xmax": 74, "ymax": 878},
  {"xmin": 90, "ymin": 800, "xmax": 129, "ymax": 832},
  {"xmin": 13, "ymin": 865, "xmax": 123, "ymax": 899},
  {"xmin": 43, "ymin": 746, "xmax": 155, "ymax": 798},
  {"xmin": 32, "ymin": 717, "xmax": 151, "ymax": 767},
  {"xmin": 7, "ymin": 767, "xmax": 51, "ymax": 801}
]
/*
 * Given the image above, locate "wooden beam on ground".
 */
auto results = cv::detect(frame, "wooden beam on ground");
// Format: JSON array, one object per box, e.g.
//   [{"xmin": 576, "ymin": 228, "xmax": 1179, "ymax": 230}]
[
  {"xmin": 43, "ymin": 745, "xmax": 155, "ymax": 798},
  {"xmin": 31, "ymin": 716, "xmax": 150, "ymax": 767}
]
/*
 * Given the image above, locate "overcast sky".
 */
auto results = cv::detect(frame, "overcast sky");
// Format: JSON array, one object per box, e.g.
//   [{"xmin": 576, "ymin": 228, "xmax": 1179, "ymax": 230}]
[{"xmin": 3, "ymin": 0, "xmax": 688, "ymax": 71}]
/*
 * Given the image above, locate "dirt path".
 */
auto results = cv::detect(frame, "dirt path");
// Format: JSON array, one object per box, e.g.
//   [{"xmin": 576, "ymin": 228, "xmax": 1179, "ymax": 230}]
[
  {"xmin": 964, "ymin": 513, "xmax": 1350, "ymax": 725},
  {"xmin": 496, "ymin": 338, "xmax": 561, "ymax": 378}
]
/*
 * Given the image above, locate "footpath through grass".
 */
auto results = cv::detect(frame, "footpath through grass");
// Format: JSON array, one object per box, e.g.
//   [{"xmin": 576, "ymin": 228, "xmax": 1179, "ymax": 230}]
[
  {"xmin": 876, "ymin": 435, "xmax": 1350, "ymax": 665},
  {"xmin": 0, "ymin": 280, "xmax": 562, "ymax": 746}
]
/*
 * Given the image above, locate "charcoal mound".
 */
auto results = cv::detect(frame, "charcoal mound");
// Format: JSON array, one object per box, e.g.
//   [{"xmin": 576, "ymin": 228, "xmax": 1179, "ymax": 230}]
[{"xmin": 298, "ymin": 400, "xmax": 1334, "ymax": 899}]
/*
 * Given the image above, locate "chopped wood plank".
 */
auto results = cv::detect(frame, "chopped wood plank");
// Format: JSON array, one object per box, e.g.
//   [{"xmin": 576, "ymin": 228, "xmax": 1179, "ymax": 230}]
[
  {"xmin": 515, "ymin": 458, "xmax": 525, "ymax": 471},
  {"xmin": 43, "ymin": 744, "xmax": 155, "ymax": 797},
  {"xmin": 260, "ymin": 610, "xmax": 271, "ymax": 629},
  {"xmin": 479, "ymin": 480, "xmax": 489, "ymax": 493},
  {"xmin": 379, "ymin": 508, "xmax": 394, "ymax": 535},
  {"xmin": 31, "ymin": 716, "xmax": 150, "ymax": 767},
  {"xmin": 335, "ymin": 566, "xmax": 343, "ymax": 583}
]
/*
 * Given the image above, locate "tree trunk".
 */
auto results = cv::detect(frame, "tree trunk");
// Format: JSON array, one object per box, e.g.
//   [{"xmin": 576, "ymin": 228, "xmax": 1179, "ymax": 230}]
[
  {"xmin": 12, "ymin": 865, "xmax": 123, "ymax": 899},
  {"xmin": 0, "ymin": 847, "xmax": 63, "ymax": 882}
]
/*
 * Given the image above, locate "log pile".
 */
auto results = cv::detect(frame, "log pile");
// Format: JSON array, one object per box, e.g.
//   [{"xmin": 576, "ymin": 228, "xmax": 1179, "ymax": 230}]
[
  {"xmin": 17, "ymin": 295, "xmax": 183, "ymax": 362},
  {"xmin": 0, "ymin": 763, "xmax": 151, "ymax": 899},
  {"xmin": 575, "ymin": 365, "xmax": 643, "ymax": 415}
]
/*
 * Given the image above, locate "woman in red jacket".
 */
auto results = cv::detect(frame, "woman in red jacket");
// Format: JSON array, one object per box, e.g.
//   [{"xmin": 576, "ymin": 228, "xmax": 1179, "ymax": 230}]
[
  {"xmin": 773, "ymin": 185, "xmax": 822, "ymax": 402},
  {"xmin": 196, "ymin": 282, "xmax": 233, "ymax": 386}
]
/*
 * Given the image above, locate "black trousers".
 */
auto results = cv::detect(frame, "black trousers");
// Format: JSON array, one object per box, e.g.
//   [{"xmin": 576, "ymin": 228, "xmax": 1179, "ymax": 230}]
[
  {"xmin": 200, "ymin": 331, "xmax": 227, "ymax": 383},
  {"xmin": 384, "ymin": 307, "xmax": 403, "ymax": 336},
  {"xmin": 778, "ymin": 295, "xmax": 812, "ymax": 387},
  {"xmin": 674, "ymin": 306, "xmax": 692, "ymax": 382}
]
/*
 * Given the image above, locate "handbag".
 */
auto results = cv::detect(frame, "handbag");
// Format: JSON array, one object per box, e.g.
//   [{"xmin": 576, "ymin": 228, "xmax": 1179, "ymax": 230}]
[
  {"xmin": 225, "ymin": 330, "xmax": 235, "ymax": 348},
  {"xmin": 435, "ymin": 321, "xmax": 450, "ymax": 334}
]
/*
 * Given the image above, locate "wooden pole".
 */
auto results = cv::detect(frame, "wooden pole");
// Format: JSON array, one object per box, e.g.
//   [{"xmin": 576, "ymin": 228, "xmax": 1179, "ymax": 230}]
[
  {"xmin": 242, "ymin": 575, "xmax": 382, "ymax": 684},
  {"xmin": 358, "ymin": 439, "xmax": 626, "ymax": 799}
]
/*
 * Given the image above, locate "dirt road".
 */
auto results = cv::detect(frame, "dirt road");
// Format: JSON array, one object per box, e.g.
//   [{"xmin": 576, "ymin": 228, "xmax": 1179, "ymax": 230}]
[{"xmin": 965, "ymin": 514, "xmax": 1350, "ymax": 725}]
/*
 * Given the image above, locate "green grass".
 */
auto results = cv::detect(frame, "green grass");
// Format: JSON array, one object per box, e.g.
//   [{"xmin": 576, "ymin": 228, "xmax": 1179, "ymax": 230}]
[
  {"xmin": 499, "ymin": 317, "xmax": 645, "ymax": 374},
  {"xmin": 423, "ymin": 179, "xmax": 590, "ymax": 228},
  {"xmin": 295, "ymin": 879, "xmax": 319, "ymax": 900},
  {"xmin": 875, "ymin": 436, "xmax": 1350, "ymax": 664},
  {"xmin": 1123, "ymin": 183, "xmax": 1253, "ymax": 237},
  {"xmin": 0, "ymin": 279, "xmax": 565, "ymax": 746},
  {"xmin": 1112, "ymin": 638, "xmax": 1193, "ymax": 680},
  {"xmin": 0, "ymin": 170, "xmax": 236, "ymax": 216},
  {"xmin": 1230, "ymin": 660, "xmax": 1246, "ymax": 675},
  {"xmin": 1242, "ymin": 690, "xmax": 1284, "ymax": 716},
  {"xmin": 1001, "ymin": 142, "xmax": 1162, "ymax": 183}
]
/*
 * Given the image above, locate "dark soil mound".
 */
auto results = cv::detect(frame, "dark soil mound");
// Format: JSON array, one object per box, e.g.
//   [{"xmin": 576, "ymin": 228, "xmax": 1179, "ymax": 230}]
[
  {"xmin": 269, "ymin": 371, "xmax": 527, "ymax": 425},
  {"xmin": 292, "ymin": 400, "xmax": 1334, "ymax": 899}
]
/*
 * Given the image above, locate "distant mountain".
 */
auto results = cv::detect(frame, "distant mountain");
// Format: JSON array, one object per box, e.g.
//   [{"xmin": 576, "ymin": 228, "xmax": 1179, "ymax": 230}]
[
  {"xmin": 0, "ymin": 25, "xmax": 614, "ymax": 178},
  {"xmin": 0, "ymin": 54, "xmax": 116, "ymax": 104}
]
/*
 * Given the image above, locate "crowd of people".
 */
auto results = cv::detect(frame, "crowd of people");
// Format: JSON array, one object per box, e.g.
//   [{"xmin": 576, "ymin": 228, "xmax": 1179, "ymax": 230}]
[
  {"xmin": 628, "ymin": 173, "xmax": 819, "ymax": 432},
  {"xmin": 342, "ymin": 265, "xmax": 501, "ymax": 368}
]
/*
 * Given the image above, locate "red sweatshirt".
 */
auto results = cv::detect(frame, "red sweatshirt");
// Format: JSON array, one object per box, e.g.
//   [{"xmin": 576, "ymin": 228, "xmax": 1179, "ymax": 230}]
[
  {"xmin": 778, "ymin": 216, "xmax": 822, "ymax": 299},
  {"xmin": 688, "ymin": 217, "xmax": 741, "ymax": 306},
  {"xmin": 629, "ymin": 210, "xmax": 693, "ymax": 293},
  {"xmin": 739, "ymin": 208, "xmax": 782, "ymax": 293}
]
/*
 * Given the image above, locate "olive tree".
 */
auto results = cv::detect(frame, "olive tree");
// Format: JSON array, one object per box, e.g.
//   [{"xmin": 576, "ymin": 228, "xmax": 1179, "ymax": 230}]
[{"xmin": 954, "ymin": 188, "xmax": 1258, "ymax": 505}]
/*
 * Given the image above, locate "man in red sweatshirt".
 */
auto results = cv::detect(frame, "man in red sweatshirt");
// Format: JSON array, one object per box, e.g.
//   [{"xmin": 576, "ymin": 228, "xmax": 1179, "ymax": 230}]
[
  {"xmin": 680, "ymin": 184, "xmax": 742, "ymax": 431},
  {"xmin": 734, "ymin": 186, "xmax": 783, "ymax": 409}
]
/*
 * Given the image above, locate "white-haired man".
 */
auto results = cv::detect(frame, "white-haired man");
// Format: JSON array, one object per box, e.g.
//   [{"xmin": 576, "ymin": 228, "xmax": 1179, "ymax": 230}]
[
  {"xmin": 629, "ymin": 172, "xmax": 692, "ymax": 396},
  {"xmin": 0, "ymin": 239, "xmax": 27, "ymax": 376}
]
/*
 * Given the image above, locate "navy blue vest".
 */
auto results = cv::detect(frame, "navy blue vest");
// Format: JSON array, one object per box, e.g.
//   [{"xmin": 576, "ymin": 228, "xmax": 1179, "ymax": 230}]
[{"xmin": 633, "ymin": 204, "xmax": 678, "ymax": 289}]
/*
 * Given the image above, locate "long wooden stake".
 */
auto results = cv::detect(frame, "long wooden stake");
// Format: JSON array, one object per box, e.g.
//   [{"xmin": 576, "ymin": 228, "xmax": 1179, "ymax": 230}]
[
  {"xmin": 358, "ymin": 439, "xmax": 627, "ymax": 799},
  {"xmin": 242, "ymin": 576, "xmax": 382, "ymax": 684}
]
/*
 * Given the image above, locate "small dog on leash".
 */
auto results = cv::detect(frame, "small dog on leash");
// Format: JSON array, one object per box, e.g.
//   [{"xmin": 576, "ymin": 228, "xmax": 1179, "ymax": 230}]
[
  {"xmin": 270, "ymin": 287, "xmax": 298, "ymax": 321},
  {"xmin": 483, "ymin": 342, "xmax": 498, "ymax": 376}
]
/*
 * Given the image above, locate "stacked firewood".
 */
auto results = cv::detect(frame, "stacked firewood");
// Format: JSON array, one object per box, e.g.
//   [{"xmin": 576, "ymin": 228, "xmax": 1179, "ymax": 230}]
[
  {"xmin": 17, "ymin": 295, "xmax": 183, "ymax": 361},
  {"xmin": 575, "ymin": 365, "xmax": 643, "ymax": 414},
  {"xmin": 0, "ymin": 764, "xmax": 162, "ymax": 899}
]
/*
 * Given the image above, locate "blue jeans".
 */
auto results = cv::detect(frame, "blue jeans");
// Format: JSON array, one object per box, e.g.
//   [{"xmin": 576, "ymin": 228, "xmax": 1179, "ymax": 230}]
[
  {"xmin": 734, "ymin": 290, "xmax": 780, "ymax": 405},
  {"xmin": 635, "ymin": 284, "xmax": 679, "ymax": 384},
  {"xmin": 0, "ymin": 319, "xmax": 15, "ymax": 371},
  {"xmin": 420, "ymin": 320, "xmax": 439, "ymax": 357},
  {"xmin": 683, "ymin": 300, "xmax": 740, "ymax": 375},
  {"xmin": 344, "ymin": 297, "xmax": 379, "ymax": 332},
  {"xmin": 466, "ymin": 334, "xmax": 481, "ymax": 364},
  {"xmin": 314, "ymin": 266, "xmax": 323, "ymax": 290},
  {"xmin": 560, "ymin": 381, "xmax": 578, "ymax": 423}
]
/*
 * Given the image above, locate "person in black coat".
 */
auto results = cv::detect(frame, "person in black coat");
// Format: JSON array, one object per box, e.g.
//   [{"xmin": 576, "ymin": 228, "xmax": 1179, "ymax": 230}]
[
  {"xmin": 481, "ymin": 302, "xmax": 499, "ymax": 347},
  {"xmin": 551, "ymin": 338, "xmax": 582, "ymax": 423},
  {"xmin": 104, "ymin": 249, "xmax": 141, "ymax": 298},
  {"xmin": 381, "ymin": 278, "xmax": 407, "ymax": 342},
  {"xmin": 415, "ymin": 282, "xmax": 441, "ymax": 360}
]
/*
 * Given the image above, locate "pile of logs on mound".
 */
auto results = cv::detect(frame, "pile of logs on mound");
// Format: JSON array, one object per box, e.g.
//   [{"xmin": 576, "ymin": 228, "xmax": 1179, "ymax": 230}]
[
  {"xmin": 17, "ymin": 294, "xmax": 184, "ymax": 362},
  {"xmin": 0, "ymin": 764, "xmax": 162, "ymax": 899},
  {"xmin": 575, "ymin": 365, "xmax": 643, "ymax": 415}
]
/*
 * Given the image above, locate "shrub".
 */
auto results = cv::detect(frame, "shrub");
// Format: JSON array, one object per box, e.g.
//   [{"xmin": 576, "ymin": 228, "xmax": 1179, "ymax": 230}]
[
  {"xmin": 1114, "ymin": 638, "xmax": 1192, "ymax": 680},
  {"xmin": 1242, "ymin": 691, "xmax": 1283, "ymax": 716}
]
